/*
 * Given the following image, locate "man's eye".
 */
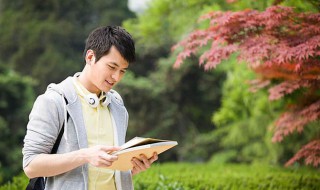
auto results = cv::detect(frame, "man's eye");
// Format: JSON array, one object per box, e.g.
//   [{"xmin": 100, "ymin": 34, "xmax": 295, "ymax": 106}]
[
  {"xmin": 108, "ymin": 65, "xmax": 116, "ymax": 70},
  {"xmin": 120, "ymin": 70, "xmax": 126, "ymax": 74}
]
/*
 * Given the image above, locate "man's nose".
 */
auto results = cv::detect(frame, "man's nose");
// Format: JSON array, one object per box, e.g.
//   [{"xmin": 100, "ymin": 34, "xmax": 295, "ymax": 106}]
[{"xmin": 111, "ymin": 71, "xmax": 120, "ymax": 82}]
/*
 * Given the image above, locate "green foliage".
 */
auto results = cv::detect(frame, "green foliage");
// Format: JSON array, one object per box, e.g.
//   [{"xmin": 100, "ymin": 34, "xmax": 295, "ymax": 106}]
[
  {"xmin": 3, "ymin": 163, "xmax": 319, "ymax": 190},
  {"xmin": 122, "ymin": 0, "xmax": 320, "ymax": 166},
  {"xmin": 0, "ymin": 0, "xmax": 134, "ymax": 183},
  {"xmin": 205, "ymin": 58, "xmax": 291, "ymax": 164},
  {"xmin": 1, "ymin": 0, "xmax": 318, "ymax": 185},
  {"xmin": 196, "ymin": 54, "xmax": 319, "ymax": 166},
  {"xmin": 216, "ymin": 0, "xmax": 317, "ymax": 12},
  {"xmin": 118, "ymin": 0, "xmax": 312, "ymax": 166},
  {"xmin": 0, "ymin": 65, "xmax": 35, "ymax": 184},
  {"xmin": 0, "ymin": 0, "xmax": 134, "ymax": 93},
  {"xmin": 119, "ymin": 0, "xmax": 229, "ymax": 163},
  {"xmin": 174, "ymin": 57, "xmax": 272, "ymax": 164},
  {"xmin": 133, "ymin": 163, "xmax": 320, "ymax": 190},
  {"xmin": 0, "ymin": 173, "xmax": 28, "ymax": 190},
  {"xmin": 179, "ymin": 1, "xmax": 320, "ymax": 166},
  {"xmin": 123, "ymin": 0, "xmax": 224, "ymax": 76},
  {"xmin": 117, "ymin": 57, "xmax": 225, "ymax": 161},
  {"xmin": 124, "ymin": 0, "xmax": 221, "ymax": 52},
  {"xmin": 279, "ymin": 0, "xmax": 318, "ymax": 12},
  {"xmin": 123, "ymin": 0, "xmax": 316, "ymax": 63},
  {"xmin": 0, "ymin": 4, "xmax": 84, "ymax": 94}
]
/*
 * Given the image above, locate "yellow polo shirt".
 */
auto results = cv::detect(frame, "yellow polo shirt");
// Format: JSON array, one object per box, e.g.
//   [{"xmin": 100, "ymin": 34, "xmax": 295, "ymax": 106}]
[{"xmin": 73, "ymin": 78, "xmax": 116, "ymax": 190}]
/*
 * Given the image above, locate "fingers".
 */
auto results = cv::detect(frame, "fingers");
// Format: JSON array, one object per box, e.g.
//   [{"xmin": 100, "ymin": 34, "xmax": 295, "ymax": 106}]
[
  {"xmin": 149, "ymin": 152, "xmax": 158, "ymax": 163},
  {"xmin": 131, "ymin": 156, "xmax": 148, "ymax": 171},
  {"xmin": 140, "ymin": 154, "xmax": 151, "ymax": 168},
  {"xmin": 98, "ymin": 147, "xmax": 119, "ymax": 166},
  {"xmin": 92, "ymin": 152, "xmax": 118, "ymax": 167},
  {"xmin": 131, "ymin": 152, "xmax": 158, "ymax": 175},
  {"xmin": 85, "ymin": 145, "xmax": 120, "ymax": 167},
  {"xmin": 131, "ymin": 166, "xmax": 139, "ymax": 175},
  {"xmin": 100, "ymin": 146, "xmax": 121, "ymax": 153},
  {"xmin": 99, "ymin": 152, "xmax": 118, "ymax": 162}
]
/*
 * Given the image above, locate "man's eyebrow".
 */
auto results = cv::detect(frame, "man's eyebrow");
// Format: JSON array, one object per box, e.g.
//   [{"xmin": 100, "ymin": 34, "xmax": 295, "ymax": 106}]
[{"xmin": 109, "ymin": 62, "xmax": 128, "ymax": 70}]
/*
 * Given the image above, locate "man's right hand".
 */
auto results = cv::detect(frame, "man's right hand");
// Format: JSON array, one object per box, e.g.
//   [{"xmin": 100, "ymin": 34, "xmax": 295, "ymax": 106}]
[{"xmin": 82, "ymin": 145, "xmax": 121, "ymax": 167}]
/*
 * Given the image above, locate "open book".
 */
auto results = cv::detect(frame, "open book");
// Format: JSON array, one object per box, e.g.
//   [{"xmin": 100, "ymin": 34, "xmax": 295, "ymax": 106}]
[{"xmin": 107, "ymin": 137, "xmax": 178, "ymax": 171}]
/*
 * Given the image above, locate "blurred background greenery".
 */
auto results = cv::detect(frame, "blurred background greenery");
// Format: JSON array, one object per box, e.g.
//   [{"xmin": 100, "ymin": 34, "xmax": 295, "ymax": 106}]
[{"xmin": 0, "ymin": 0, "xmax": 319, "ymax": 188}]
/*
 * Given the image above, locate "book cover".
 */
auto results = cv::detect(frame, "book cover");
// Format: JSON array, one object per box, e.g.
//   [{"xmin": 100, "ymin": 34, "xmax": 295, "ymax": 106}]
[{"xmin": 107, "ymin": 137, "xmax": 178, "ymax": 171}]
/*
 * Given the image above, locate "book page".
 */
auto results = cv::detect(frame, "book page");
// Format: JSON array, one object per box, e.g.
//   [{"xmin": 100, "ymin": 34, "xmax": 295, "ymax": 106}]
[{"xmin": 119, "ymin": 137, "xmax": 170, "ymax": 150}]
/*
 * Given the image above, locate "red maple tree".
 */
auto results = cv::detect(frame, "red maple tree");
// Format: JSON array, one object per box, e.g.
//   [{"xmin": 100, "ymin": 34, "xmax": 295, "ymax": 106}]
[{"xmin": 173, "ymin": 6, "xmax": 320, "ymax": 167}]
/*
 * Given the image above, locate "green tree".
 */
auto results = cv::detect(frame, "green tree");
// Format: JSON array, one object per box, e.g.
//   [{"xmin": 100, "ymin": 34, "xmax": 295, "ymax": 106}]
[
  {"xmin": 0, "ymin": 65, "xmax": 35, "ymax": 184},
  {"xmin": 124, "ymin": 0, "xmax": 229, "ymax": 76},
  {"xmin": 173, "ymin": 3, "xmax": 320, "ymax": 166},
  {"xmin": 207, "ymin": 59, "xmax": 303, "ymax": 165},
  {"xmin": 117, "ymin": 58, "xmax": 225, "ymax": 161},
  {"xmin": 121, "ymin": 0, "xmax": 276, "ymax": 162},
  {"xmin": 121, "ymin": 0, "xmax": 229, "ymax": 161},
  {"xmin": 0, "ymin": 0, "xmax": 134, "ymax": 94},
  {"xmin": 0, "ymin": 0, "xmax": 135, "ymax": 183}
]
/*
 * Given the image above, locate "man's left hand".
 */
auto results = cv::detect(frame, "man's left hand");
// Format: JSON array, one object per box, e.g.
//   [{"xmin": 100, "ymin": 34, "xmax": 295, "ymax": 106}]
[{"xmin": 131, "ymin": 152, "xmax": 158, "ymax": 175}]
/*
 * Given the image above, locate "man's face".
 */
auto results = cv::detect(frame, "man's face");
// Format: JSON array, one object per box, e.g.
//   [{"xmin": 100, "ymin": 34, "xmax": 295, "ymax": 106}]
[{"xmin": 87, "ymin": 46, "xmax": 129, "ymax": 94}]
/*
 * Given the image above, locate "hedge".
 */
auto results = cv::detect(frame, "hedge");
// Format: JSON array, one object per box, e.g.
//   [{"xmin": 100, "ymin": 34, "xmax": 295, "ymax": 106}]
[
  {"xmin": 133, "ymin": 162, "xmax": 320, "ymax": 190},
  {"xmin": 1, "ymin": 162, "xmax": 319, "ymax": 190}
]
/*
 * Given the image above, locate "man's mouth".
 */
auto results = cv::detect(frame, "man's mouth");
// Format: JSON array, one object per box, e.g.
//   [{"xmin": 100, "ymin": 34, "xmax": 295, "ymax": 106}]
[{"xmin": 106, "ymin": 80, "xmax": 114, "ymax": 86}]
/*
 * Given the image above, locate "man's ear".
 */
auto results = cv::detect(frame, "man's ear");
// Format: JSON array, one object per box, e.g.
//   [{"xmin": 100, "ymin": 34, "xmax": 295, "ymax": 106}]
[{"xmin": 85, "ymin": 50, "xmax": 95, "ymax": 64}]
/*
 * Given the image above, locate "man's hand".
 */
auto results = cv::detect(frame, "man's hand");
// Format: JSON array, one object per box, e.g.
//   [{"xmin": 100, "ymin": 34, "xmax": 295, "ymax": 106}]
[
  {"xmin": 131, "ymin": 152, "xmax": 158, "ymax": 175},
  {"xmin": 83, "ymin": 145, "xmax": 121, "ymax": 167},
  {"xmin": 23, "ymin": 145, "xmax": 121, "ymax": 178}
]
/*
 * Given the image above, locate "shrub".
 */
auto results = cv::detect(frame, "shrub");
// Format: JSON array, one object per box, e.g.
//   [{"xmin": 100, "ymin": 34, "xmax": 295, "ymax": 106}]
[
  {"xmin": 1, "ymin": 163, "xmax": 319, "ymax": 190},
  {"xmin": 0, "ymin": 172, "xmax": 28, "ymax": 190},
  {"xmin": 133, "ymin": 162, "xmax": 320, "ymax": 190}
]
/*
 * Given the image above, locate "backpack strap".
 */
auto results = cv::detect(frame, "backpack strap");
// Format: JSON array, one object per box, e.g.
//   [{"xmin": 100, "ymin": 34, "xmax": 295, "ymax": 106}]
[
  {"xmin": 51, "ymin": 96, "xmax": 69, "ymax": 154},
  {"xmin": 26, "ymin": 97, "xmax": 69, "ymax": 190}
]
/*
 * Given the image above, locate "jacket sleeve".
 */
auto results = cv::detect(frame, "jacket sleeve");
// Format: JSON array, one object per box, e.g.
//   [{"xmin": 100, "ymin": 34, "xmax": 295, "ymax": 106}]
[{"xmin": 22, "ymin": 91, "xmax": 64, "ymax": 168}]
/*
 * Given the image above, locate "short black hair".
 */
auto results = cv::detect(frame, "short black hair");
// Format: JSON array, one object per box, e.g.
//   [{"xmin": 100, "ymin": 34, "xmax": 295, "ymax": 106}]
[{"xmin": 84, "ymin": 26, "xmax": 135, "ymax": 63}]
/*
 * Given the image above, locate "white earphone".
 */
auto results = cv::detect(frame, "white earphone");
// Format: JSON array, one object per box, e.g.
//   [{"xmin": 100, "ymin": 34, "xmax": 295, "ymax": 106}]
[
  {"xmin": 84, "ymin": 93, "xmax": 111, "ymax": 108},
  {"xmin": 73, "ymin": 77, "xmax": 111, "ymax": 108}
]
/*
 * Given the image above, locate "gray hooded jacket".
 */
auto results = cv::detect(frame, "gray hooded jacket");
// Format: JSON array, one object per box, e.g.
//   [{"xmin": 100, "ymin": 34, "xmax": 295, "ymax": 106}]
[{"xmin": 23, "ymin": 74, "xmax": 133, "ymax": 190}]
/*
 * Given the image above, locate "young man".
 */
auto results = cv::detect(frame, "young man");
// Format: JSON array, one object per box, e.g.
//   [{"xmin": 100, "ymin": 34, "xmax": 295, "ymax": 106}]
[{"xmin": 23, "ymin": 26, "xmax": 158, "ymax": 190}]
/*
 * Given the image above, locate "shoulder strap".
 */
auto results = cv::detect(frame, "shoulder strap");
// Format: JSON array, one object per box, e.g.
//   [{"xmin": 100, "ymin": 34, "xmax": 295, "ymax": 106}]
[
  {"xmin": 51, "ymin": 97, "xmax": 69, "ymax": 154},
  {"xmin": 26, "ymin": 97, "xmax": 69, "ymax": 190}
]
